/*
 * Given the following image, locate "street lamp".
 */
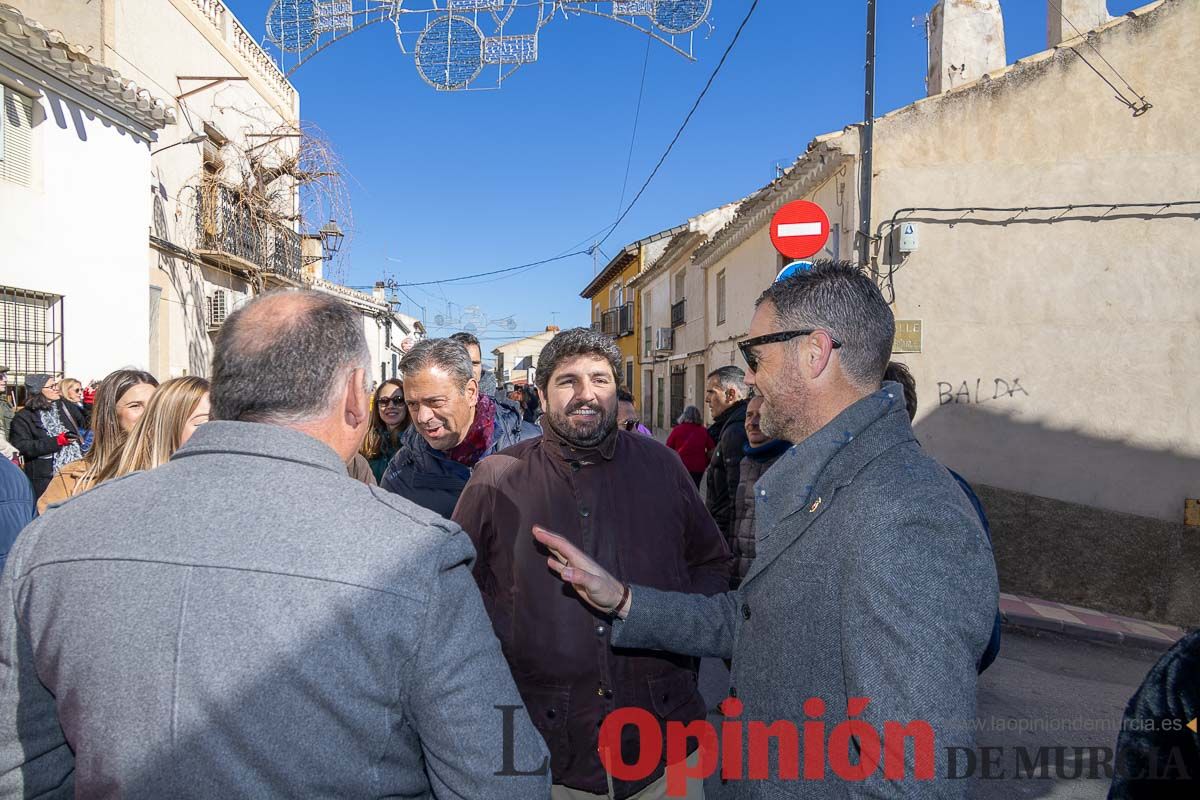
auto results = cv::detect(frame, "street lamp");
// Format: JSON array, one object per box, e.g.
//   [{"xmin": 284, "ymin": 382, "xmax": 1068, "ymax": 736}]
[
  {"xmin": 150, "ymin": 131, "xmax": 208, "ymax": 156},
  {"xmin": 303, "ymin": 218, "xmax": 345, "ymax": 264},
  {"xmin": 319, "ymin": 218, "xmax": 344, "ymax": 256}
]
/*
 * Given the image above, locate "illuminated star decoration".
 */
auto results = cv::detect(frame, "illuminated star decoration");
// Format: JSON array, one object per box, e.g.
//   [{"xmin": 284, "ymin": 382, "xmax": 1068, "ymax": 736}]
[{"xmin": 264, "ymin": 0, "xmax": 714, "ymax": 91}]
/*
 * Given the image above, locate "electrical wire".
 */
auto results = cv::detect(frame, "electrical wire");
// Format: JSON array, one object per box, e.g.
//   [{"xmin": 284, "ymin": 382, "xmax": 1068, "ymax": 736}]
[
  {"xmin": 1046, "ymin": 0, "xmax": 1151, "ymax": 115},
  {"xmin": 615, "ymin": 31, "xmax": 653, "ymax": 218},
  {"xmin": 876, "ymin": 200, "xmax": 1199, "ymax": 303},
  {"xmin": 598, "ymin": 0, "xmax": 761, "ymax": 249},
  {"xmin": 342, "ymin": 1, "xmax": 759, "ymax": 290},
  {"xmin": 395, "ymin": 250, "xmax": 591, "ymax": 287}
]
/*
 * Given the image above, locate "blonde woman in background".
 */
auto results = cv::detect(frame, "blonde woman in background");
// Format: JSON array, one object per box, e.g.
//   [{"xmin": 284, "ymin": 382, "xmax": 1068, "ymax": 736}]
[
  {"xmin": 59, "ymin": 378, "xmax": 90, "ymax": 432},
  {"xmin": 92, "ymin": 377, "xmax": 210, "ymax": 487},
  {"xmin": 38, "ymin": 370, "xmax": 159, "ymax": 513}
]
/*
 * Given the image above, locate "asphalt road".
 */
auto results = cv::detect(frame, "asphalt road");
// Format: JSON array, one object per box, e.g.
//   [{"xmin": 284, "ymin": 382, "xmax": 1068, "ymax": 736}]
[{"xmin": 695, "ymin": 629, "xmax": 1165, "ymax": 799}]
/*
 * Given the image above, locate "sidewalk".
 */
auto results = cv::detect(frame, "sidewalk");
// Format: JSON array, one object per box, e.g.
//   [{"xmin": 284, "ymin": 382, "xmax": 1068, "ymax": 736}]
[{"xmin": 999, "ymin": 592, "xmax": 1188, "ymax": 650}]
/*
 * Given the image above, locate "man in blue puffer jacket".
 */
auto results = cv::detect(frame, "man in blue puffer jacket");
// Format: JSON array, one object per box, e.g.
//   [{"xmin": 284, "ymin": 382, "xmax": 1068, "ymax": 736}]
[
  {"xmin": 383, "ymin": 338, "xmax": 540, "ymax": 518},
  {"xmin": 0, "ymin": 443, "xmax": 33, "ymax": 574}
]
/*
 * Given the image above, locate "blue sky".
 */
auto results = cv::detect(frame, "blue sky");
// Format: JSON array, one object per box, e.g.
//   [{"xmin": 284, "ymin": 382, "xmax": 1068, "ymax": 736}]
[{"xmin": 229, "ymin": 0, "xmax": 1141, "ymax": 344}]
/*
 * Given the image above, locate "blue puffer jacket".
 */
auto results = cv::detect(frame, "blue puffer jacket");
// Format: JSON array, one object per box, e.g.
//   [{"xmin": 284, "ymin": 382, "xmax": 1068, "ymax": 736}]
[
  {"xmin": 0, "ymin": 457, "xmax": 33, "ymax": 574},
  {"xmin": 381, "ymin": 400, "xmax": 540, "ymax": 519}
]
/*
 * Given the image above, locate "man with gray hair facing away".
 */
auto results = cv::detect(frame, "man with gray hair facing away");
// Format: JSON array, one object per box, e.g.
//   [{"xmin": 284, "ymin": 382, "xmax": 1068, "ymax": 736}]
[
  {"xmin": 383, "ymin": 338, "xmax": 539, "ymax": 518},
  {"xmin": 703, "ymin": 365, "xmax": 749, "ymax": 539},
  {"xmin": 0, "ymin": 290, "xmax": 550, "ymax": 799},
  {"xmin": 535, "ymin": 262, "xmax": 997, "ymax": 797}
]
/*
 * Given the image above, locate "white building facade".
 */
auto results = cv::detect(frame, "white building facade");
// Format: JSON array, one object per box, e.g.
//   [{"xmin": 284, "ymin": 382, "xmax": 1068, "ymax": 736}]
[
  {"xmin": 9, "ymin": 0, "xmax": 396, "ymax": 384},
  {"xmin": 492, "ymin": 328, "xmax": 559, "ymax": 388},
  {"xmin": 0, "ymin": 4, "xmax": 175, "ymax": 389}
]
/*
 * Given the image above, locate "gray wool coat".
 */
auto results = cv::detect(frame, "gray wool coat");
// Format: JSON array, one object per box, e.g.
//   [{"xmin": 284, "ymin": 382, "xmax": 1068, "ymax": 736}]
[
  {"xmin": 0, "ymin": 420, "xmax": 551, "ymax": 799},
  {"xmin": 612, "ymin": 383, "xmax": 998, "ymax": 798}
]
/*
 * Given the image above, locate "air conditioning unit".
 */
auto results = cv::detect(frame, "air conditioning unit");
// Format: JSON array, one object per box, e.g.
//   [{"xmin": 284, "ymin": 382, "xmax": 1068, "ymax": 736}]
[
  {"xmin": 206, "ymin": 289, "xmax": 228, "ymax": 329},
  {"xmin": 655, "ymin": 327, "xmax": 674, "ymax": 352}
]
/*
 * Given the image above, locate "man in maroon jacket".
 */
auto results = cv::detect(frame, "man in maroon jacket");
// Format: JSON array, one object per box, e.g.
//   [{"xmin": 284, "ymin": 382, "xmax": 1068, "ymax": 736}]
[{"xmin": 453, "ymin": 327, "xmax": 731, "ymax": 800}]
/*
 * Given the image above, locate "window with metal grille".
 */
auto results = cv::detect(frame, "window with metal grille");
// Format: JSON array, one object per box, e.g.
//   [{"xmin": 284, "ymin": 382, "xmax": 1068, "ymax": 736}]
[
  {"xmin": 601, "ymin": 307, "xmax": 620, "ymax": 337},
  {"xmin": 670, "ymin": 298, "xmax": 686, "ymax": 327},
  {"xmin": 669, "ymin": 367, "xmax": 686, "ymax": 425},
  {"xmin": 1, "ymin": 88, "xmax": 35, "ymax": 187},
  {"xmin": 656, "ymin": 376, "xmax": 665, "ymax": 430},
  {"xmin": 0, "ymin": 286, "xmax": 64, "ymax": 398},
  {"xmin": 618, "ymin": 302, "xmax": 634, "ymax": 337}
]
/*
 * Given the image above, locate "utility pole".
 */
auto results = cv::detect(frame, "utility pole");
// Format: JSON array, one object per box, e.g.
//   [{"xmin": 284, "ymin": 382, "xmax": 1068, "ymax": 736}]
[{"xmin": 859, "ymin": 0, "xmax": 877, "ymax": 271}]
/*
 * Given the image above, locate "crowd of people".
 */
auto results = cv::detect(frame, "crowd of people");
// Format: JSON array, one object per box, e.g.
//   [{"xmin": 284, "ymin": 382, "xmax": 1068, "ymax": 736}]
[{"xmin": 0, "ymin": 261, "xmax": 1191, "ymax": 799}]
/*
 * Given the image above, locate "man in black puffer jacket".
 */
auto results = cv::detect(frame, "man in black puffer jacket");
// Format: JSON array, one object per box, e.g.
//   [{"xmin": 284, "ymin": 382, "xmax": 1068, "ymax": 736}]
[{"xmin": 703, "ymin": 365, "xmax": 749, "ymax": 537}]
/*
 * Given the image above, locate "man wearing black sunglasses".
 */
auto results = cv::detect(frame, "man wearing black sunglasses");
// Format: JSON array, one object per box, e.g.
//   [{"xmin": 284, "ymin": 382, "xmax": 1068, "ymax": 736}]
[{"xmin": 535, "ymin": 260, "xmax": 998, "ymax": 797}]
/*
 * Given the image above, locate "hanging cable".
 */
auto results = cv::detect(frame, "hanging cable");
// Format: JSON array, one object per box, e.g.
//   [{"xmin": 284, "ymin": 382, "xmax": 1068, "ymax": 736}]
[
  {"xmin": 360, "ymin": 0, "xmax": 759, "ymax": 289},
  {"xmin": 615, "ymin": 31, "xmax": 653, "ymax": 217},
  {"xmin": 597, "ymin": 0, "xmax": 761, "ymax": 248},
  {"xmin": 1047, "ymin": 0, "xmax": 1151, "ymax": 115}
]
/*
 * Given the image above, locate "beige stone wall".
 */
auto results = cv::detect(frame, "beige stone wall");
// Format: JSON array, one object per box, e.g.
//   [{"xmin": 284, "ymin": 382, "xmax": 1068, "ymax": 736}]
[
  {"xmin": 9, "ymin": 0, "xmax": 101, "ymax": 55},
  {"xmin": 871, "ymin": 0, "xmax": 1198, "ymax": 523}
]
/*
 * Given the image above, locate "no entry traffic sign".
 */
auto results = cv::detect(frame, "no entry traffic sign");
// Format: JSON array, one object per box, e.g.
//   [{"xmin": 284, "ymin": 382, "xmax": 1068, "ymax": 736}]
[{"xmin": 769, "ymin": 200, "xmax": 830, "ymax": 260}]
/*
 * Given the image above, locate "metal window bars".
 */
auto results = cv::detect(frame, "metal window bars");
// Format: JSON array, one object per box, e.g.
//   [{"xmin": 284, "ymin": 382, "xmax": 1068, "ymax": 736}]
[{"xmin": 0, "ymin": 286, "xmax": 64, "ymax": 404}]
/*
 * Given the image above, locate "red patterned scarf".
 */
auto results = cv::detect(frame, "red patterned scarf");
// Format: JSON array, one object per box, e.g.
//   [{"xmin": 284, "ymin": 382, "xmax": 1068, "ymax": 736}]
[{"xmin": 447, "ymin": 394, "xmax": 497, "ymax": 468}]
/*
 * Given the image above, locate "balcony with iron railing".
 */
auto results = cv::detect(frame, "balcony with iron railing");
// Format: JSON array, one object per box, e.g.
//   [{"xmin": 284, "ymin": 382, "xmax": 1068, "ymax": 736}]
[
  {"xmin": 599, "ymin": 302, "xmax": 635, "ymax": 339},
  {"xmin": 619, "ymin": 302, "xmax": 634, "ymax": 337},
  {"xmin": 196, "ymin": 183, "xmax": 302, "ymax": 283},
  {"xmin": 670, "ymin": 298, "xmax": 686, "ymax": 328}
]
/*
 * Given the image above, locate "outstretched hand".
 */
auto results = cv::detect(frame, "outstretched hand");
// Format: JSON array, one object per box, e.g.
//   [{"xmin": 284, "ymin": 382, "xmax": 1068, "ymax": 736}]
[{"xmin": 532, "ymin": 525, "xmax": 626, "ymax": 615}]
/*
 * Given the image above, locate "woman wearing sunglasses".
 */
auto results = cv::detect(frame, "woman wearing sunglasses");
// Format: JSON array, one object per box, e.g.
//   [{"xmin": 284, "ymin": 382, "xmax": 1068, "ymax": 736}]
[{"xmin": 360, "ymin": 378, "xmax": 409, "ymax": 482}]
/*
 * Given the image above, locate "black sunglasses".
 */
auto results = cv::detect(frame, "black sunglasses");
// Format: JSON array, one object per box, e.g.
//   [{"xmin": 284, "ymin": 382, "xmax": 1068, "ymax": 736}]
[
  {"xmin": 378, "ymin": 396, "xmax": 406, "ymax": 408},
  {"xmin": 738, "ymin": 329, "xmax": 842, "ymax": 373}
]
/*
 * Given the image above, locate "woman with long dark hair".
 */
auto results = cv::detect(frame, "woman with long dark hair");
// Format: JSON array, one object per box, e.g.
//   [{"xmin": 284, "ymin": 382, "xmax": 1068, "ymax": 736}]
[
  {"xmin": 37, "ymin": 369, "xmax": 158, "ymax": 513},
  {"xmin": 10, "ymin": 375, "xmax": 85, "ymax": 501},
  {"xmin": 360, "ymin": 378, "xmax": 408, "ymax": 482}
]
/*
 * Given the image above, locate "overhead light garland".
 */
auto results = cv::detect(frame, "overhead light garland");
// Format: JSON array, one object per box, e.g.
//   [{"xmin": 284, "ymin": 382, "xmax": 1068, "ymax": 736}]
[{"xmin": 265, "ymin": 0, "xmax": 714, "ymax": 91}]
